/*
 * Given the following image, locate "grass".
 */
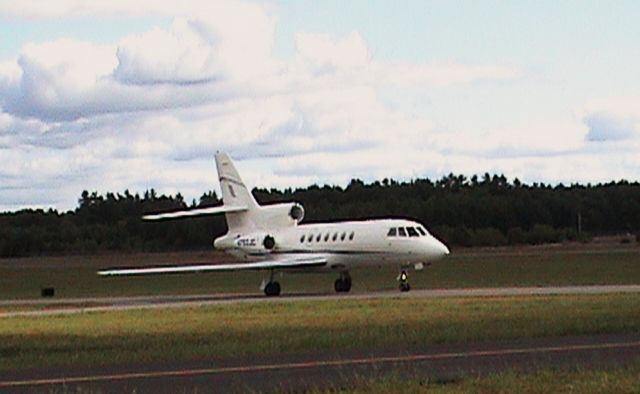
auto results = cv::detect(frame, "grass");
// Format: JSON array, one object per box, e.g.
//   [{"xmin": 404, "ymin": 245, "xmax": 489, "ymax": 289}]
[
  {"xmin": 0, "ymin": 243, "xmax": 639, "ymax": 299},
  {"xmin": 1, "ymin": 293, "xmax": 640, "ymax": 371},
  {"xmin": 319, "ymin": 364, "xmax": 640, "ymax": 393}
]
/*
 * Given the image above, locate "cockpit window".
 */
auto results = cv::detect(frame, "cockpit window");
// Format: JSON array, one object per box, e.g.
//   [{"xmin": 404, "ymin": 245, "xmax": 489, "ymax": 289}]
[
  {"xmin": 416, "ymin": 227, "xmax": 427, "ymax": 236},
  {"xmin": 398, "ymin": 227, "xmax": 407, "ymax": 237},
  {"xmin": 387, "ymin": 228, "xmax": 397, "ymax": 237},
  {"xmin": 407, "ymin": 227, "xmax": 419, "ymax": 237}
]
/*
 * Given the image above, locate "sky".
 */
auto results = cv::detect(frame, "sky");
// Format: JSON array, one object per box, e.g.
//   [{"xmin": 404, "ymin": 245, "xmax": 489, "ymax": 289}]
[{"xmin": 1, "ymin": 0, "xmax": 639, "ymax": 211}]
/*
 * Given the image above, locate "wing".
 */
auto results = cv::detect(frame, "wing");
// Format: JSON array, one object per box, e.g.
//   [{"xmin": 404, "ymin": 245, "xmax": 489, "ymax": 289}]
[
  {"xmin": 142, "ymin": 205, "xmax": 247, "ymax": 220},
  {"xmin": 97, "ymin": 255, "xmax": 327, "ymax": 276}
]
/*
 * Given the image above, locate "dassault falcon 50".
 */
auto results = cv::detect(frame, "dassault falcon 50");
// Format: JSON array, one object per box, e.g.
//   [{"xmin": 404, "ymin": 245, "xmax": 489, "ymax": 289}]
[{"xmin": 98, "ymin": 152, "xmax": 450, "ymax": 296}]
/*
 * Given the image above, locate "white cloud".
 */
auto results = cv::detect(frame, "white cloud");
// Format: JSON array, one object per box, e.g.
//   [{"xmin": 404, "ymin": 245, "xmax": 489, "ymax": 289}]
[
  {"xmin": 1, "ymin": 39, "xmax": 240, "ymax": 121},
  {"xmin": 114, "ymin": 22, "xmax": 220, "ymax": 84},
  {"xmin": 114, "ymin": 9, "xmax": 275, "ymax": 84},
  {"xmin": 0, "ymin": 12, "xmax": 517, "ymax": 123},
  {"xmin": 585, "ymin": 115, "xmax": 637, "ymax": 142},
  {"xmin": 0, "ymin": 61, "xmax": 22, "ymax": 86},
  {"xmin": 583, "ymin": 96, "xmax": 640, "ymax": 142},
  {"xmin": 0, "ymin": 2, "xmax": 276, "ymax": 121},
  {"xmin": 295, "ymin": 32, "xmax": 370, "ymax": 73}
]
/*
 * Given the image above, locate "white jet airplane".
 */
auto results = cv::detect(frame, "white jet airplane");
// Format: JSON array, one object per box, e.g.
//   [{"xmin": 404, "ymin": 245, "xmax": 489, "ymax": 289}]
[{"xmin": 99, "ymin": 152, "xmax": 450, "ymax": 296}]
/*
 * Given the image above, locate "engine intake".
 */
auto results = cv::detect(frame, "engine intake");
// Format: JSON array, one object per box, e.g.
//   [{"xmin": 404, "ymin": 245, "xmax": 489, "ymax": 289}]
[
  {"xmin": 289, "ymin": 204, "xmax": 305, "ymax": 222},
  {"xmin": 263, "ymin": 235, "xmax": 276, "ymax": 250}
]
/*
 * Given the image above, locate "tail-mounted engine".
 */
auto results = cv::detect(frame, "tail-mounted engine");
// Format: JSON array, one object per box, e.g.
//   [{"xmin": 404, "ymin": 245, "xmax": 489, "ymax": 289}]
[
  {"xmin": 263, "ymin": 235, "xmax": 276, "ymax": 250},
  {"xmin": 289, "ymin": 204, "xmax": 304, "ymax": 222},
  {"xmin": 235, "ymin": 233, "xmax": 277, "ymax": 254},
  {"xmin": 257, "ymin": 202, "xmax": 305, "ymax": 227}
]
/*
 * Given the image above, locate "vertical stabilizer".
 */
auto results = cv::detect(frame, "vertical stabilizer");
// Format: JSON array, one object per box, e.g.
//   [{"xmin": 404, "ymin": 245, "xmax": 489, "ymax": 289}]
[{"xmin": 215, "ymin": 152, "xmax": 260, "ymax": 231}]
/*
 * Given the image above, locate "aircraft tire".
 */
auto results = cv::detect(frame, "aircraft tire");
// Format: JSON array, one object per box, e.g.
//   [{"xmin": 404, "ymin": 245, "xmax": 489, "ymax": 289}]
[
  {"xmin": 343, "ymin": 277, "xmax": 352, "ymax": 292},
  {"xmin": 334, "ymin": 278, "xmax": 352, "ymax": 293},
  {"xmin": 264, "ymin": 281, "xmax": 281, "ymax": 296},
  {"xmin": 399, "ymin": 282, "xmax": 411, "ymax": 292}
]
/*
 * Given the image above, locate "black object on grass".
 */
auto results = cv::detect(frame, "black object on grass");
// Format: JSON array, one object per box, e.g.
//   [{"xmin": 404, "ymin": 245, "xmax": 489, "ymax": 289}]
[{"xmin": 41, "ymin": 287, "xmax": 55, "ymax": 297}]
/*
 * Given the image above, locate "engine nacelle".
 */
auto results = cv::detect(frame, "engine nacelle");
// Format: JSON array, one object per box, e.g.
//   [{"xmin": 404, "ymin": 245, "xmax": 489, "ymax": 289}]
[
  {"xmin": 234, "ymin": 232, "xmax": 277, "ymax": 254},
  {"xmin": 257, "ymin": 202, "xmax": 305, "ymax": 227},
  {"xmin": 289, "ymin": 203, "xmax": 305, "ymax": 222}
]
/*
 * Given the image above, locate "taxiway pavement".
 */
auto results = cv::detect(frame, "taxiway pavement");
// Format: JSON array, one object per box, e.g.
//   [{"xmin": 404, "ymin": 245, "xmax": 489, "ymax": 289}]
[{"xmin": 1, "ymin": 284, "xmax": 640, "ymax": 318}]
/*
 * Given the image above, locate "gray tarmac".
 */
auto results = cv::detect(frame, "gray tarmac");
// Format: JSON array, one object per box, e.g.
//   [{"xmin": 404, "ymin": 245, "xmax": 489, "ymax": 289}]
[
  {"xmin": 1, "ymin": 333, "xmax": 639, "ymax": 393},
  {"xmin": 1, "ymin": 284, "xmax": 640, "ymax": 318}
]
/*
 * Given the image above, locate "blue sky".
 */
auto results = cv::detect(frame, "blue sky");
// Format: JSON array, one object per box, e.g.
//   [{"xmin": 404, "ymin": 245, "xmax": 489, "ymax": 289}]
[{"xmin": 0, "ymin": 0, "xmax": 639, "ymax": 211}]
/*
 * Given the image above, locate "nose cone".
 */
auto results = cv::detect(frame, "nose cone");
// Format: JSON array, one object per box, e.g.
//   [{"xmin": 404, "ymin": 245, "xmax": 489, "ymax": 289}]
[
  {"xmin": 437, "ymin": 240, "xmax": 450, "ymax": 257},
  {"xmin": 423, "ymin": 236, "xmax": 450, "ymax": 261}
]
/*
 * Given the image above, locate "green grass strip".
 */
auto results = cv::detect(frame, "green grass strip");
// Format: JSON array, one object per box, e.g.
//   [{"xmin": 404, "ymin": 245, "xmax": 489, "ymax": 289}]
[{"xmin": 320, "ymin": 364, "xmax": 640, "ymax": 393}]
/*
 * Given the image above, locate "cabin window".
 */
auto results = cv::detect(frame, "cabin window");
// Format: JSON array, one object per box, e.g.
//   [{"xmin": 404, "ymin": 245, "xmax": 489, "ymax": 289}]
[
  {"xmin": 398, "ymin": 227, "xmax": 407, "ymax": 237},
  {"xmin": 387, "ymin": 228, "xmax": 397, "ymax": 237},
  {"xmin": 349, "ymin": 232, "xmax": 354, "ymax": 240},
  {"xmin": 416, "ymin": 227, "xmax": 427, "ymax": 236},
  {"xmin": 324, "ymin": 233, "xmax": 330, "ymax": 242},
  {"xmin": 308, "ymin": 234, "xmax": 313, "ymax": 242},
  {"xmin": 332, "ymin": 233, "xmax": 338, "ymax": 241},
  {"xmin": 300, "ymin": 235, "xmax": 305, "ymax": 243},
  {"xmin": 340, "ymin": 232, "xmax": 346, "ymax": 241},
  {"xmin": 407, "ymin": 227, "xmax": 419, "ymax": 237},
  {"xmin": 316, "ymin": 234, "xmax": 322, "ymax": 242}
]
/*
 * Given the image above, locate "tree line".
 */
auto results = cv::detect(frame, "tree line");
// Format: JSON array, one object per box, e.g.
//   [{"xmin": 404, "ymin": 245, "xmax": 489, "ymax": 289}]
[{"xmin": 1, "ymin": 174, "xmax": 639, "ymax": 257}]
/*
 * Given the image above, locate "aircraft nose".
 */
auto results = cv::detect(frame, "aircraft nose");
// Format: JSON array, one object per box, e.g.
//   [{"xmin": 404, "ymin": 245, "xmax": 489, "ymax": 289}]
[
  {"xmin": 428, "ymin": 237, "xmax": 450, "ymax": 260},
  {"xmin": 438, "ymin": 241, "xmax": 450, "ymax": 256}
]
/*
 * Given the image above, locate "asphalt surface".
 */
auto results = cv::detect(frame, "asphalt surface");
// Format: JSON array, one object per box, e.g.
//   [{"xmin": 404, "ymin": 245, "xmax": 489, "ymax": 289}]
[
  {"xmin": 1, "ymin": 333, "xmax": 639, "ymax": 393},
  {"xmin": 2, "ymin": 284, "xmax": 640, "ymax": 317}
]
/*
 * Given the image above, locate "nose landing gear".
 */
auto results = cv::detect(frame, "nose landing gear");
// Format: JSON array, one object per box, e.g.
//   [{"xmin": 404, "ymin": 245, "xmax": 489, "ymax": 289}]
[
  {"xmin": 397, "ymin": 270, "xmax": 411, "ymax": 292},
  {"xmin": 334, "ymin": 271, "xmax": 352, "ymax": 293}
]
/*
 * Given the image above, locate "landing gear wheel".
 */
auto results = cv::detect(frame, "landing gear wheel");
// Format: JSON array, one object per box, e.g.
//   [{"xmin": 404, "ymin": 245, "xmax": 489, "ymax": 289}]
[
  {"xmin": 264, "ymin": 281, "xmax": 281, "ymax": 296},
  {"xmin": 398, "ymin": 270, "xmax": 411, "ymax": 292},
  {"xmin": 334, "ymin": 277, "xmax": 352, "ymax": 293},
  {"xmin": 334, "ymin": 272, "xmax": 352, "ymax": 293}
]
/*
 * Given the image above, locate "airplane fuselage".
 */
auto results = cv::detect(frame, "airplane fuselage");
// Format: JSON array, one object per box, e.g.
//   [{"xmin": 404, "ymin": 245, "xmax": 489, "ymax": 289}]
[{"xmin": 214, "ymin": 218, "xmax": 449, "ymax": 272}]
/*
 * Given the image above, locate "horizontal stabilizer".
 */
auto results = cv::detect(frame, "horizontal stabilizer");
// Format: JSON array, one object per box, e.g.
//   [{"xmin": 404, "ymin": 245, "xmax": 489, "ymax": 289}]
[
  {"xmin": 142, "ymin": 205, "xmax": 247, "ymax": 220},
  {"xmin": 98, "ymin": 256, "xmax": 327, "ymax": 276}
]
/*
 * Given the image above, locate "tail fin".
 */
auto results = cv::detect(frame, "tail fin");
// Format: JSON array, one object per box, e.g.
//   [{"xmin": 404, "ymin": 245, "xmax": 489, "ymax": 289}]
[{"xmin": 215, "ymin": 152, "xmax": 260, "ymax": 231}]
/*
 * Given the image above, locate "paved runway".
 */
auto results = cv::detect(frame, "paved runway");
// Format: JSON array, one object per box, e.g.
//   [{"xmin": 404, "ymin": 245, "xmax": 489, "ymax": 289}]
[
  {"xmin": 1, "ymin": 284, "xmax": 640, "ymax": 318},
  {"xmin": 1, "ymin": 333, "xmax": 639, "ymax": 393}
]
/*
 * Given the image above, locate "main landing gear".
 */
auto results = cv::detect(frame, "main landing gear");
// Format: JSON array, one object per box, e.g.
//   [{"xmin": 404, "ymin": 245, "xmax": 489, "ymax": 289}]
[
  {"xmin": 334, "ymin": 271, "xmax": 352, "ymax": 293},
  {"xmin": 398, "ymin": 270, "xmax": 411, "ymax": 292},
  {"xmin": 262, "ymin": 270, "xmax": 281, "ymax": 296}
]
